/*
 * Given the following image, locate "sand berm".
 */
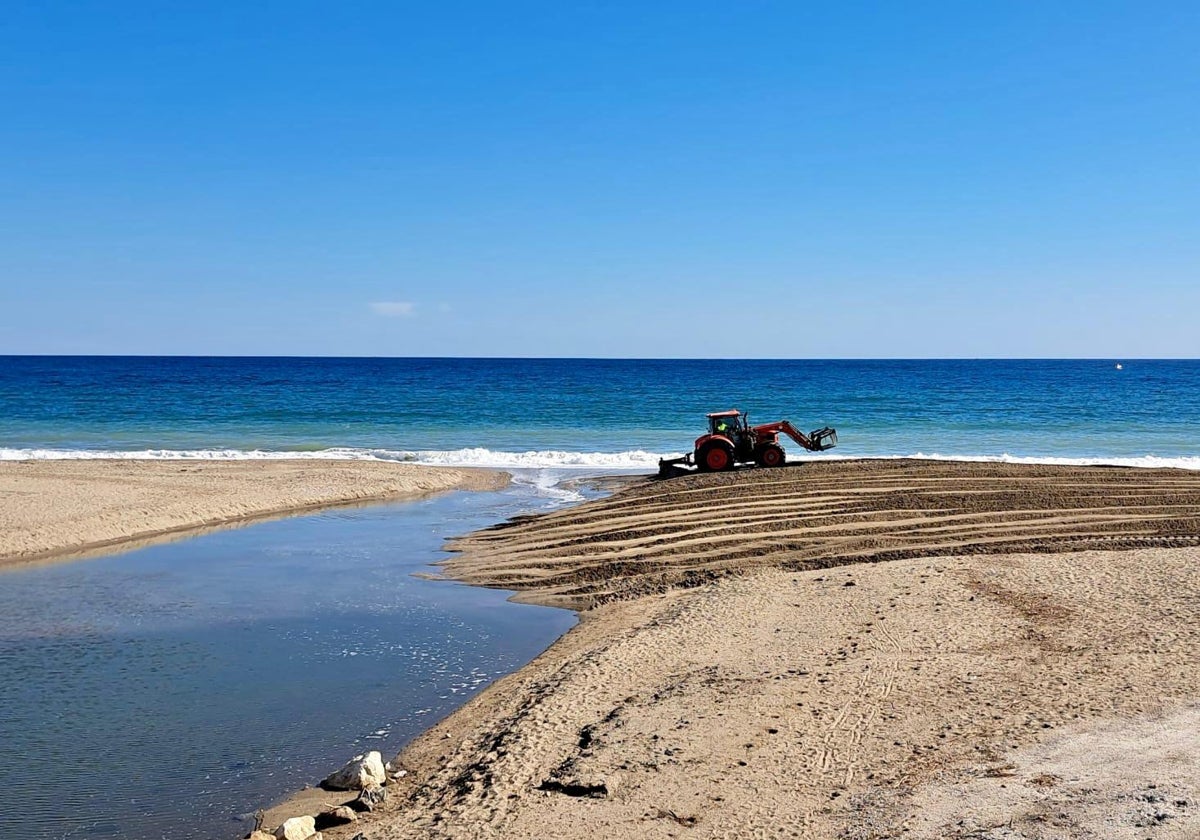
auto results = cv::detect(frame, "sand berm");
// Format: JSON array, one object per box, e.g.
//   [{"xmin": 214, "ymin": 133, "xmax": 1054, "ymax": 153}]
[
  {"xmin": 284, "ymin": 459, "xmax": 1200, "ymax": 840},
  {"xmin": 0, "ymin": 459, "xmax": 505, "ymax": 567}
]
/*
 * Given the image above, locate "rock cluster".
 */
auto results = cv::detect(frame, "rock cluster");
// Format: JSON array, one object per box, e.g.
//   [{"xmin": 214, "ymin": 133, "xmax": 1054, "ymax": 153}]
[{"xmin": 246, "ymin": 751, "xmax": 406, "ymax": 840}]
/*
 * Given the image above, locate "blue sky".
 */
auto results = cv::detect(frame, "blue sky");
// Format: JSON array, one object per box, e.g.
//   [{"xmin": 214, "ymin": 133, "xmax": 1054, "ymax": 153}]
[{"xmin": 1, "ymin": 2, "xmax": 1196, "ymax": 357}]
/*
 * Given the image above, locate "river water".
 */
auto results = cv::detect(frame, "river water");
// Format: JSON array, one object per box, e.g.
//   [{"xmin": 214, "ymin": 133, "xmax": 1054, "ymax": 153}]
[{"xmin": 0, "ymin": 481, "xmax": 579, "ymax": 840}]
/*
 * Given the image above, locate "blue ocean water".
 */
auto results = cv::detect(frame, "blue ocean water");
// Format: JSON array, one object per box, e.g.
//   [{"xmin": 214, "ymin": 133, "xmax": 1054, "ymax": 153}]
[{"xmin": 2, "ymin": 356, "xmax": 1198, "ymax": 467}]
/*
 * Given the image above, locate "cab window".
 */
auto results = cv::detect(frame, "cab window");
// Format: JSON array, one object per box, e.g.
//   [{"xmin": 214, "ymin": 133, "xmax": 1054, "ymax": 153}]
[{"xmin": 710, "ymin": 415, "xmax": 737, "ymax": 435}]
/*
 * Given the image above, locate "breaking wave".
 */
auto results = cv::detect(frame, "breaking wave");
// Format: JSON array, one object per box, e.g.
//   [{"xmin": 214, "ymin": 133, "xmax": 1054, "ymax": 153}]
[
  {"xmin": 3, "ymin": 447, "xmax": 1200, "ymax": 471},
  {"xmin": 0, "ymin": 446, "xmax": 665, "ymax": 469}
]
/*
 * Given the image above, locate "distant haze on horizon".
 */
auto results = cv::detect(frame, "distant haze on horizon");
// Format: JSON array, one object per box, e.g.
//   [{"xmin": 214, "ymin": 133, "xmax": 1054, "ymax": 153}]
[{"xmin": 1, "ymin": 2, "xmax": 1197, "ymax": 359}]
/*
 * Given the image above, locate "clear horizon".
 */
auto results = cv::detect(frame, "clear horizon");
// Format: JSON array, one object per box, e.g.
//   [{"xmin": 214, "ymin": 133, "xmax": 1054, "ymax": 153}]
[
  {"xmin": 0, "ymin": 353, "xmax": 1181, "ymax": 362},
  {"xmin": 2, "ymin": 2, "xmax": 1197, "ymax": 358}
]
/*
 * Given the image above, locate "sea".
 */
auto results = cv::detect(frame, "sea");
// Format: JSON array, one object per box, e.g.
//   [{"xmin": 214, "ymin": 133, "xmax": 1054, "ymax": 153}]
[
  {"xmin": 1, "ymin": 356, "xmax": 1198, "ymax": 840},
  {"xmin": 3, "ymin": 356, "xmax": 1198, "ymax": 469}
]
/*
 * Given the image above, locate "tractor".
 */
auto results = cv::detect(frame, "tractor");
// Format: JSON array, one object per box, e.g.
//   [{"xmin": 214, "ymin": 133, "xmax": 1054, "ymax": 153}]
[{"xmin": 658, "ymin": 410, "xmax": 837, "ymax": 475}]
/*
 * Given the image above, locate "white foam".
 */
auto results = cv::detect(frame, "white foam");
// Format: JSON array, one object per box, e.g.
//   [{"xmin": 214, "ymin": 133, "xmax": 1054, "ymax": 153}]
[
  {"xmin": 2, "ymin": 447, "xmax": 1199, "ymax": 472},
  {"xmin": 397, "ymin": 448, "xmax": 664, "ymax": 470},
  {"xmin": 0, "ymin": 447, "xmax": 382, "ymax": 461},
  {"xmin": 0, "ymin": 446, "xmax": 667, "ymax": 469}
]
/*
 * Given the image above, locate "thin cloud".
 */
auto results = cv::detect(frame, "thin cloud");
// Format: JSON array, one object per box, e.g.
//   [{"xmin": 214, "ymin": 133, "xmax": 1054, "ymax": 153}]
[{"xmin": 370, "ymin": 301, "xmax": 415, "ymax": 317}]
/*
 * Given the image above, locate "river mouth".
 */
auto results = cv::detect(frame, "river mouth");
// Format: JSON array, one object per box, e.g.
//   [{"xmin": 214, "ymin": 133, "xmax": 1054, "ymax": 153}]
[{"xmin": 0, "ymin": 481, "xmax": 581, "ymax": 840}]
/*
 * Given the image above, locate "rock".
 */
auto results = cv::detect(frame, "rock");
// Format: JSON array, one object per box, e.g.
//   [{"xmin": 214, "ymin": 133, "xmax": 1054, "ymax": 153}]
[
  {"xmin": 315, "ymin": 805, "xmax": 358, "ymax": 829},
  {"xmin": 273, "ymin": 815, "xmax": 317, "ymax": 840},
  {"xmin": 353, "ymin": 783, "xmax": 387, "ymax": 812},
  {"xmin": 322, "ymin": 751, "xmax": 386, "ymax": 791},
  {"xmin": 247, "ymin": 832, "xmax": 275, "ymax": 840}
]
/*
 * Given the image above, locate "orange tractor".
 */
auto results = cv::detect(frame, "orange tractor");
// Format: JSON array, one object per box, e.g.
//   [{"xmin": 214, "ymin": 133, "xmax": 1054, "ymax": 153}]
[{"xmin": 658, "ymin": 410, "xmax": 837, "ymax": 475}]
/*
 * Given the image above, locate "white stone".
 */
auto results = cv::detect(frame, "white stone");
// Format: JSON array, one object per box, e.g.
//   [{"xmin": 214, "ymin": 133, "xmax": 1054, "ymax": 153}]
[
  {"xmin": 322, "ymin": 750, "xmax": 386, "ymax": 791},
  {"xmin": 273, "ymin": 815, "xmax": 317, "ymax": 840}
]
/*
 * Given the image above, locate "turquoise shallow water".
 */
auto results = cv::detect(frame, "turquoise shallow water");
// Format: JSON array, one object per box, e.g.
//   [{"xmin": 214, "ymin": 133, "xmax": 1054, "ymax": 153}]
[
  {"xmin": 0, "ymin": 488, "xmax": 578, "ymax": 840},
  {"xmin": 2, "ymin": 357, "xmax": 1198, "ymax": 467}
]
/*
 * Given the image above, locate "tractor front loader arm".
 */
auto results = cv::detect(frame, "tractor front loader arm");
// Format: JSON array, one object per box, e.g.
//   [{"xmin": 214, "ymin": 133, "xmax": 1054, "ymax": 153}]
[{"xmin": 754, "ymin": 420, "xmax": 838, "ymax": 452}]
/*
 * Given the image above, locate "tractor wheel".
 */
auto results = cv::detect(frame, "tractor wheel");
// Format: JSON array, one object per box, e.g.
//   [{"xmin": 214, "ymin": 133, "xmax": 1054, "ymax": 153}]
[
  {"xmin": 697, "ymin": 442, "xmax": 735, "ymax": 472},
  {"xmin": 756, "ymin": 444, "xmax": 786, "ymax": 468}
]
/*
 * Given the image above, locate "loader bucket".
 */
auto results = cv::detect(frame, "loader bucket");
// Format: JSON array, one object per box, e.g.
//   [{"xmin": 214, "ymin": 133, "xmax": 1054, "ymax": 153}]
[{"xmin": 808, "ymin": 427, "xmax": 837, "ymax": 451}]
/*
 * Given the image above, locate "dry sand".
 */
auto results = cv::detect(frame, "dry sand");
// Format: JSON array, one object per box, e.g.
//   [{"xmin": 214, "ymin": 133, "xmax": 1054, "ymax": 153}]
[
  {"xmin": 291, "ymin": 460, "xmax": 1200, "ymax": 840},
  {"xmin": 0, "ymin": 459, "xmax": 505, "ymax": 567}
]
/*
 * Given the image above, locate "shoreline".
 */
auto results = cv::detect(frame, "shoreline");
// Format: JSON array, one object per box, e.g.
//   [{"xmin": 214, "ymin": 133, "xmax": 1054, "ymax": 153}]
[
  {"xmin": 0, "ymin": 459, "xmax": 508, "ymax": 570},
  {"xmin": 268, "ymin": 459, "xmax": 1200, "ymax": 839}
]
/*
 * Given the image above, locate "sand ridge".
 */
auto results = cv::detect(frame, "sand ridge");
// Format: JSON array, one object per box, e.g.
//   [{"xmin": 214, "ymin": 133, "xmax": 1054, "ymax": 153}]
[{"xmin": 0, "ymin": 459, "xmax": 506, "ymax": 567}]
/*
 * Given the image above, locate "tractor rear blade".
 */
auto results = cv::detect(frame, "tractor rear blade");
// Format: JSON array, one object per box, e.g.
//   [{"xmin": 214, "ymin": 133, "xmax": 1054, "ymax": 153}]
[{"xmin": 658, "ymin": 455, "xmax": 694, "ymax": 477}]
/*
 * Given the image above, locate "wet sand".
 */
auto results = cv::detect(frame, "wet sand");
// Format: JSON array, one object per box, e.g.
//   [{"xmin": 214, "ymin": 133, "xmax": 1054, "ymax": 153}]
[
  {"xmin": 0, "ymin": 459, "xmax": 506, "ymax": 568},
  {"xmin": 304, "ymin": 460, "xmax": 1200, "ymax": 840}
]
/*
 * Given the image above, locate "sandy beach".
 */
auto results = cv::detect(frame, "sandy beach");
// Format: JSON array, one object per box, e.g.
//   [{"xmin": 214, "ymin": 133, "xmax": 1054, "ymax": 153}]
[
  {"xmin": 277, "ymin": 460, "xmax": 1200, "ymax": 840},
  {"xmin": 8, "ymin": 457, "xmax": 1200, "ymax": 838},
  {"xmin": 0, "ymin": 459, "xmax": 505, "ymax": 567}
]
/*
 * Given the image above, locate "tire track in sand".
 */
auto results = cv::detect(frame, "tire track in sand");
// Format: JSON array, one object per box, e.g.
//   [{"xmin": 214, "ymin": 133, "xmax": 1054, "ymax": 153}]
[{"xmin": 443, "ymin": 460, "xmax": 1200, "ymax": 609}]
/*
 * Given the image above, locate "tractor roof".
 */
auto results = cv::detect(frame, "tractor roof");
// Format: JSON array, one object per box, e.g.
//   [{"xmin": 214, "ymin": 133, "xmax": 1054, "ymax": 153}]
[{"xmin": 706, "ymin": 409, "xmax": 743, "ymax": 418}]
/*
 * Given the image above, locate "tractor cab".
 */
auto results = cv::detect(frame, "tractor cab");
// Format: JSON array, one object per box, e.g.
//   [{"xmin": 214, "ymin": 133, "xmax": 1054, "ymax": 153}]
[{"xmin": 707, "ymin": 410, "xmax": 746, "ymax": 440}]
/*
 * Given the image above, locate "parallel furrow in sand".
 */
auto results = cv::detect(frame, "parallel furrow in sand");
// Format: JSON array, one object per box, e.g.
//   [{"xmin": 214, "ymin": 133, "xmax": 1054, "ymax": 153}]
[
  {"xmin": 470, "ymin": 503, "xmax": 860, "ymax": 548},
  {"xmin": 475, "ymin": 522, "xmax": 1200, "ymax": 582},
  {"xmin": 645, "ymin": 522, "xmax": 1188, "ymax": 568},
  {"xmin": 468, "ymin": 510, "xmax": 1195, "ymax": 566},
  {"xmin": 457, "ymin": 523, "xmax": 1200, "ymax": 586},
  {"xmin": 482, "ymin": 482, "xmax": 1033, "ymax": 534},
  {"xmin": 516, "ymin": 509, "xmax": 1193, "ymax": 559},
  {"xmin": 466, "ymin": 526, "xmax": 1181, "ymax": 596},
  {"xmin": 468, "ymin": 484, "xmax": 1200, "ymax": 535},
  {"xmin": 469, "ymin": 494, "xmax": 866, "ymax": 542},
  {"xmin": 468, "ymin": 486, "xmax": 1200, "ymax": 548},
  {"xmin": 467, "ymin": 500, "xmax": 1024, "ymax": 549},
  {"xmin": 477, "ymin": 474, "xmax": 1104, "ymax": 533},
  {"xmin": 587, "ymin": 470, "xmax": 1194, "ymax": 515},
  {"xmin": 443, "ymin": 461, "xmax": 1200, "ymax": 608},
  {"xmin": 600, "ymin": 469, "xmax": 1200, "ymax": 504}
]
